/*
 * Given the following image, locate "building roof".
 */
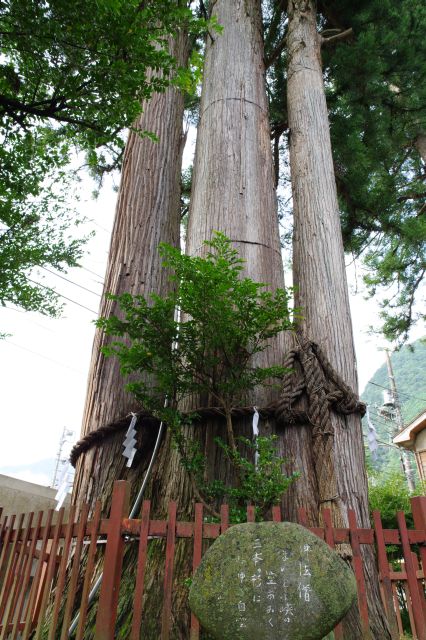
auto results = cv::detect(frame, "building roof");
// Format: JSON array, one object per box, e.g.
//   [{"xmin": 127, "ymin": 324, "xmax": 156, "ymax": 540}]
[{"xmin": 393, "ymin": 409, "xmax": 426, "ymax": 448}]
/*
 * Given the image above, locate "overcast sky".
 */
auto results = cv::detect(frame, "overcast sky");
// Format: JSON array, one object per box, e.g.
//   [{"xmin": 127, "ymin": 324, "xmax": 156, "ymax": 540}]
[{"xmin": 0, "ymin": 135, "xmax": 423, "ymax": 487}]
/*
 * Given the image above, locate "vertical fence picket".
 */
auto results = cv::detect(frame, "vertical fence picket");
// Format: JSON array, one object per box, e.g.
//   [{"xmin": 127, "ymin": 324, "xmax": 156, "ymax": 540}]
[
  {"xmin": 411, "ymin": 551, "xmax": 426, "ymax": 621},
  {"xmin": 297, "ymin": 507, "xmax": 308, "ymax": 527},
  {"xmin": 33, "ymin": 508, "xmax": 65, "ymax": 640},
  {"xmin": 0, "ymin": 514, "xmax": 7, "ymax": 553},
  {"xmin": 1, "ymin": 513, "xmax": 34, "ymax": 639},
  {"xmin": 220, "ymin": 505, "xmax": 229, "ymax": 533},
  {"xmin": 246, "ymin": 506, "xmax": 255, "ymax": 523},
  {"xmin": 0, "ymin": 516, "xmax": 15, "ymax": 582},
  {"xmin": 22, "ymin": 509, "xmax": 54, "ymax": 639},
  {"xmin": 130, "ymin": 500, "xmax": 151, "ymax": 640},
  {"xmin": 322, "ymin": 509, "xmax": 344, "ymax": 640},
  {"xmin": 76, "ymin": 501, "xmax": 102, "ymax": 640},
  {"xmin": 348, "ymin": 509, "xmax": 371, "ymax": 639},
  {"xmin": 272, "ymin": 505, "xmax": 281, "ymax": 522},
  {"xmin": 190, "ymin": 503, "xmax": 203, "ymax": 640},
  {"xmin": 161, "ymin": 502, "xmax": 177, "ymax": 640},
  {"xmin": 397, "ymin": 511, "xmax": 426, "ymax": 640},
  {"xmin": 372, "ymin": 510, "xmax": 399, "ymax": 639},
  {"xmin": 411, "ymin": 496, "xmax": 426, "ymax": 621},
  {"xmin": 11, "ymin": 511, "xmax": 43, "ymax": 639},
  {"xmin": 48, "ymin": 504, "xmax": 76, "ymax": 640},
  {"xmin": 391, "ymin": 581, "xmax": 404, "ymax": 637},
  {"xmin": 95, "ymin": 481, "xmax": 130, "ymax": 640},
  {"xmin": 0, "ymin": 514, "xmax": 24, "ymax": 622},
  {"xmin": 402, "ymin": 562, "xmax": 418, "ymax": 640},
  {"xmin": 60, "ymin": 503, "xmax": 89, "ymax": 640}
]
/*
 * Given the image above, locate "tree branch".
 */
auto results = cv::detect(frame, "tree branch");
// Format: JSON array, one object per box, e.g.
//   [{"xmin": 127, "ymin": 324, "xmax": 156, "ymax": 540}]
[
  {"xmin": 265, "ymin": 33, "xmax": 287, "ymax": 69},
  {"xmin": 0, "ymin": 94, "xmax": 106, "ymax": 133},
  {"xmin": 321, "ymin": 28, "xmax": 353, "ymax": 47}
]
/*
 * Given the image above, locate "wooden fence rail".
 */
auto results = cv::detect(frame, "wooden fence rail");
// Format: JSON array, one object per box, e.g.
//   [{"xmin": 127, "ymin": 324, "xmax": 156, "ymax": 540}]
[{"xmin": 0, "ymin": 481, "xmax": 425, "ymax": 639}]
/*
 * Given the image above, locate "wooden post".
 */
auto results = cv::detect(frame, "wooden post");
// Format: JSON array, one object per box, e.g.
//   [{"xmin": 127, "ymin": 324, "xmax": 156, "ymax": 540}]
[
  {"xmin": 161, "ymin": 501, "xmax": 177, "ymax": 640},
  {"xmin": 1, "ymin": 513, "xmax": 34, "ymax": 640},
  {"xmin": 22, "ymin": 509, "xmax": 54, "ymax": 639},
  {"xmin": 372, "ymin": 510, "xmax": 399, "ymax": 638},
  {"xmin": 391, "ymin": 581, "xmax": 404, "ymax": 636},
  {"xmin": 322, "ymin": 509, "xmax": 344, "ymax": 640},
  {"xmin": 34, "ymin": 508, "xmax": 65, "ymax": 640},
  {"xmin": 0, "ymin": 514, "xmax": 24, "ymax": 622},
  {"xmin": 190, "ymin": 503, "xmax": 203, "ymax": 640},
  {"xmin": 94, "ymin": 481, "xmax": 130, "ymax": 640},
  {"xmin": 397, "ymin": 510, "xmax": 426, "ymax": 640},
  {"xmin": 60, "ymin": 503, "xmax": 90, "ymax": 640},
  {"xmin": 220, "ymin": 504, "xmax": 229, "ymax": 534},
  {"xmin": 348, "ymin": 510, "xmax": 371, "ymax": 639},
  {"xmin": 130, "ymin": 500, "xmax": 151, "ymax": 640},
  {"xmin": 411, "ymin": 496, "xmax": 426, "ymax": 620},
  {"xmin": 246, "ymin": 506, "xmax": 256, "ymax": 523},
  {"xmin": 76, "ymin": 501, "xmax": 102, "ymax": 640},
  {"xmin": 13, "ymin": 511, "xmax": 43, "ymax": 639},
  {"xmin": 48, "ymin": 505, "xmax": 76, "ymax": 640}
]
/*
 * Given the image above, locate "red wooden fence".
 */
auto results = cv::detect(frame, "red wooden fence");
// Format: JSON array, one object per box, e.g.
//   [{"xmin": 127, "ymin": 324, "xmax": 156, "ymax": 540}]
[{"xmin": 0, "ymin": 481, "xmax": 425, "ymax": 639}]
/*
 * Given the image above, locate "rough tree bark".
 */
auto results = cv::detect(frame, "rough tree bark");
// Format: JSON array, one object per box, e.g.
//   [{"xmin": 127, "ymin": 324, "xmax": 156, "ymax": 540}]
[
  {"xmin": 72, "ymin": 31, "xmax": 188, "ymax": 511},
  {"xmin": 415, "ymin": 131, "xmax": 426, "ymax": 163},
  {"xmin": 127, "ymin": 1, "xmax": 288, "ymax": 636},
  {"xmin": 282, "ymin": 1, "xmax": 391, "ymax": 638}
]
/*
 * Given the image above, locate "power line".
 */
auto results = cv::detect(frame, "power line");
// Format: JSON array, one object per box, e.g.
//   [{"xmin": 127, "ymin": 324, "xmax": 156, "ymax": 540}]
[
  {"xmin": 367, "ymin": 380, "xmax": 426, "ymax": 403},
  {"xmin": 3, "ymin": 340, "xmax": 83, "ymax": 374},
  {"xmin": 91, "ymin": 220, "xmax": 111, "ymax": 234},
  {"xmin": 27, "ymin": 278, "xmax": 98, "ymax": 315},
  {"xmin": 3, "ymin": 305, "xmax": 55, "ymax": 333},
  {"xmin": 76, "ymin": 264, "xmax": 104, "ymax": 280},
  {"xmin": 40, "ymin": 267, "xmax": 102, "ymax": 297}
]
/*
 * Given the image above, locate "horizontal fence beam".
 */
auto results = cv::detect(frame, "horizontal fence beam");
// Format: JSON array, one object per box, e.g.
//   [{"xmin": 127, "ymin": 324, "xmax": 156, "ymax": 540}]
[{"xmin": 2, "ymin": 518, "xmax": 425, "ymax": 547}]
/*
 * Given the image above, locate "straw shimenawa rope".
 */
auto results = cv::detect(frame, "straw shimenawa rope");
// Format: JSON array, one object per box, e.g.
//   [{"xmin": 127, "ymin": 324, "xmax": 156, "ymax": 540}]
[{"xmin": 70, "ymin": 337, "xmax": 365, "ymax": 467}]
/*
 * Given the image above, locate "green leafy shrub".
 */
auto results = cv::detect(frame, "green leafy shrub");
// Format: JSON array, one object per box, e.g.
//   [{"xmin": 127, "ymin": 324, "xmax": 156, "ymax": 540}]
[{"xmin": 97, "ymin": 233, "xmax": 299, "ymax": 517}]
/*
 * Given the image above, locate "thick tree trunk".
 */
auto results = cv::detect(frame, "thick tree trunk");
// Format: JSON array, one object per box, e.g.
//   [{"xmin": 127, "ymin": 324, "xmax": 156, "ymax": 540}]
[
  {"xmin": 186, "ymin": 0, "xmax": 285, "ymax": 390},
  {"xmin": 283, "ymin": 2, "xmax": 391, "ymax": 638},
  {"xmin": 72, "ymin": 32, "xmax": 188, "ymax": 510},
  {"xmin": 128, "ymin": 1, "xmax": 287, "ymax": 636}
]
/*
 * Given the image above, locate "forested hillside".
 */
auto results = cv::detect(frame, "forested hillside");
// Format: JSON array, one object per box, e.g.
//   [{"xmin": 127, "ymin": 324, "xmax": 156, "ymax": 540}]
[{"xmin": 361, "ymin": 337, "xmax": 426, "ymax": 472}]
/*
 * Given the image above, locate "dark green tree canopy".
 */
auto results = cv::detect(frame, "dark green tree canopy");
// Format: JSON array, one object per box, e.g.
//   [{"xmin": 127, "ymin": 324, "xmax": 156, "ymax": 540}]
[
  {"xmin": 264, "ymin": 0, "xmax": 426, "ymax": 344},
  {"xmin": 1, "ymin": 0, "xmax": 425, "ymax": 343},
  {"xmin": 0, "ymin": 0, "xmax": 202, "ymax": 316}
]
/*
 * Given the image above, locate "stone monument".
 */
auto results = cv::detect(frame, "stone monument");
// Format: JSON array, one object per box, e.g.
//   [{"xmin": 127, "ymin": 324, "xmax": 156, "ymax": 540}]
[{"xmin": 189, "ymin": 521, "xmax": 357, "ymax": 639}]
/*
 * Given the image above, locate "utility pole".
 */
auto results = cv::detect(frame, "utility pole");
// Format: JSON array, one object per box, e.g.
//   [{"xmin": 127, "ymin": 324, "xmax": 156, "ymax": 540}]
[{"xmin": 385, "ymin": 349, "xmax": 416, "ymax": 492}]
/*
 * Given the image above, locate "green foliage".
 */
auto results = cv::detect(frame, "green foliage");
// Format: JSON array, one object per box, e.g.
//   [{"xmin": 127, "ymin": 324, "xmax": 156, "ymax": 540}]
[
  {"xmin": 207, "ymin": 436, "xmax": 299, "ymax": 521},
  {"xmin": 324, "ymin": 0, "xmax": 426, "ymax": 345},
  {"xmin": 368, "ymin": 470, "xmax": 415, "ymax": 529},
  {"xmin": 0, "ymin": 0, "xmax": 205, "ymax": 317},
  {"xmin": 98, "ymin": 233, "xmax": 295, "ymax": 414},
  {"xmin": 362, "ymin": 338, "xmax": 426, "ymax": 473},
  {"xmin": 263, "ymin": 0, "xmax": 426, "ymax": 343},
  {"xmin": 368, "ymin": 464, "xmax": 424, "ymax": 632},
  {"xmin": 98, "ymin": 233, "xmax": 298, "ymax": 514}
]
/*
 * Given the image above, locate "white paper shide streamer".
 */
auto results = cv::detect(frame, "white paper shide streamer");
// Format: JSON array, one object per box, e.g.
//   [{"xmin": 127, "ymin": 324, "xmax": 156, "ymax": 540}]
[
  {"xmin": 55, "ymin": 463, "xmax": 74, "ymax": 510},
  {"xmin": 366, "ymin": 406, "xmax": 378, "ymax": 461},
  {"xmin": 253, "ymin": 407, "xmax": 260, "ymax": 470},
  {"xmin": 122, "ymin": 413, "xmax": 138, "ymax": 467}
]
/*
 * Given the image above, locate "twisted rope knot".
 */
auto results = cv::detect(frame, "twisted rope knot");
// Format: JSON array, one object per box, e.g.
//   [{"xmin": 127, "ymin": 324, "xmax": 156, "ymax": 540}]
[
  {"xmin": 69, "ymin": 337, "xmax": 365, "ymax": 467},
  {"xmin": 274, "ymin": 338, "xmax": 365, "ymax": 429}
]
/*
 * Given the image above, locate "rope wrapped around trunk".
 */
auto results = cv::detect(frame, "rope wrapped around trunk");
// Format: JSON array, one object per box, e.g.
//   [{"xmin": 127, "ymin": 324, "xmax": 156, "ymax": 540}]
[{"xmin": 70, "ymin": 338, "xmax": 365, "ymax": 467}]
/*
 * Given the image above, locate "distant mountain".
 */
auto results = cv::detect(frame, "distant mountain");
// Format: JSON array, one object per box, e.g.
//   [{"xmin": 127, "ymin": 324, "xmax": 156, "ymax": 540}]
[{"xmin": 361, "ymin": 337, "xmax": 426, "ymax": 473}]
